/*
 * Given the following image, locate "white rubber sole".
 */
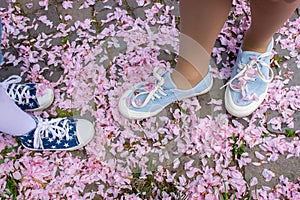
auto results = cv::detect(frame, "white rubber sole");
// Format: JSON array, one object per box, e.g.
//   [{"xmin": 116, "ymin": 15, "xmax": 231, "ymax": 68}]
[
  {"xmin": 119, "ymin": 78, "xmax": 213, "ymax": 120},
  {"xmin": 224, "ymin": 86, "xmax": 268, "ymax": 118}
]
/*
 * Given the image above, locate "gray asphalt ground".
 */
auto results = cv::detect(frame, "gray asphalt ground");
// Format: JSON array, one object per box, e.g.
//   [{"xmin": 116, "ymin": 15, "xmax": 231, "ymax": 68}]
[{"xmin": 0, "ymin": 0, "xmax": 299, "ymax": 194}]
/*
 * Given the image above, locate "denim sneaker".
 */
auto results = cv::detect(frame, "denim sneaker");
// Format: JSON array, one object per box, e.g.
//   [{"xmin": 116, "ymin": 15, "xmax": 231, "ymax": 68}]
[
  {"xmin": 17, "ymin": 117, "xmax": 94, "ymax": 151},
  {"xmin": 119, "ymin": 67, "xmax": 213, "ymax": 119},
  {"xmin": 0, "ymin": 75, "xmax": 54, "ymax": 111},
  {"xmin": 223, "ymin": 40, "xmax": 274, "ymax": 117}
]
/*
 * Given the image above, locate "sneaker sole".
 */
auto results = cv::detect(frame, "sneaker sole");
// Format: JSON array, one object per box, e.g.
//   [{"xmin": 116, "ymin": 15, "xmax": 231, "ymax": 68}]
[
  {"xmin": 119, "ymin": 78, "xmax": 213, "ymax": 119},
  {"xmin": 22, "ymin": 119, "xmax": 95, "ymax": 151},
  {"xmin": 224, "ymin": 86, "xmax": 268, "ymax": 118}
]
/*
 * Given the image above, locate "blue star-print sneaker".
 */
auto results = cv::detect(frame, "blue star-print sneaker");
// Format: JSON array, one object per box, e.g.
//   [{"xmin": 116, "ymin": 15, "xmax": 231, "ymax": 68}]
[
  {"xmin": 223, "ymin": 39, "xmax": 274, "ymax": 117},
  {"xmin": 0, "ymin": 75, "xmax": 54, "ymax": 111},
  {"xmin": 17, "ymin": 117, "xmax": 94, "ymax": 151},
  {"xmin": 119, "ymin": 67, "xmax": 213, "ymax": 119}
]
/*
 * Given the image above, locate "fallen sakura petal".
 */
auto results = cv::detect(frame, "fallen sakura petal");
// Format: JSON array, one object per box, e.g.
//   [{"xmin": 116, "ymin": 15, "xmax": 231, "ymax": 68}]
[
  {"xmin": 173, "ymin": 158, "xmax": 180, "ymax": 169},
  {"xmin": 250, "ymin": 177, "xmax": 258, "ymax": 187},
  {"xmin": 25, "ymin": 3, "xmax": 33, "ymax": 8},
  {"xmin": 186, "ymin": 168, "xmax": 199, "ymax": 178},
  {"xmin": 208, "ymin": 99, "xmax": 223, "ymax": 105},
  {"xmin": 252, "ymin": 162, "xmax": 267, "ymax": 166},
  {"xmin": 12, "ymin": 171, "xmax": 22, "ymax": 180},
  {"xmin": 62, "ymin": 0, "xmax": 73, "ymax": 9},
  {"xmin": 184, "ymin": 160, "xmax": 194, "ymax": 170},
  {"xmin": 262, "ymin": 168, "xmax": 276, "ymax": 182},
  {"xmin": 255, "ymin": 151, "xmax": 265, "ymax": 161}
]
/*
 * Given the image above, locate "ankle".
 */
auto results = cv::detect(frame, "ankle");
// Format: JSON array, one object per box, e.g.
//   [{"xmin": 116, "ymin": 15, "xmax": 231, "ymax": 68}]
[
  {"xmin": 242, "ymin": 43, "xmax": 267, "ymax": 53},
  {"xmin": 172, "ymin": 57, "xmax": 209, "ymax": 89},
  {"xmin": 242, "ymin": 38, "xmax": 273, "ymax": 53},
  {"xmin": 171, "ymin": 69, "xmax": 208, "ymax": 90}
]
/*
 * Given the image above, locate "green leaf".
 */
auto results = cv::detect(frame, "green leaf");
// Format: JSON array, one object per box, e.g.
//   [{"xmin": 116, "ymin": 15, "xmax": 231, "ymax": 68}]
[
  {"xmin": 286, "ymin": 129, "xmax": 296, "ymax": 137},
  {"xmin": 262, "ymin": 133, "xmax": 270, "ymax": 138},
  {"xmin": 5, "ymin": 175, "xmax": 19, "ymax": 200},
  {"xmin": 55, "ymin": 108, "xmax": 80, "ymax": 118}
]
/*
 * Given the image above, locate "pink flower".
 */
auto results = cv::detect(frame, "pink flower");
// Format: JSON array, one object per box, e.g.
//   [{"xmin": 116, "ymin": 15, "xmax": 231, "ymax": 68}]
[
  {"xmin": 62, "ymin": 1, "xmax": 73, "ymax": 9},
  {"xmin": 255, "ymin": 151, "xmax": 265, "ymax": 160},
  {"xmin": 262, "ymin": 168, "xmax": 276, "ymax": 182},
  {"xmin": 39, "ymin": 0, "xmax": 49, "ymax": 10},
  {"xmin": 250, "ymin": 177, "xmax": 258, "ymax": 187}
]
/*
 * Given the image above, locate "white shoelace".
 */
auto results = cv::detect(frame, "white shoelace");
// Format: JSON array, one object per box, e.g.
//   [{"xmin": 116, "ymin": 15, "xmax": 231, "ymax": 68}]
[
  {"xmin": 131, "ymin": 67, "xmax": 167, "ymax": 108},
  {"xmin": 33, "ymin": 117, "xmax": 72, "ymax": 149},
  {"xmin": 0, "ymin": 75, "xmax": 33, "ymax": 105},
  {"xmin": 221, "ymin": 52, "xmax": 274, "ymax": 99}
]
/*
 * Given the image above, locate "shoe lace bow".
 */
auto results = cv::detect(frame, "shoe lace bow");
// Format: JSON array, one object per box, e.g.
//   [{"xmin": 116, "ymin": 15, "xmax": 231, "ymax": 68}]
[
  {"xmin": 221, "ymin": 52, "xmax": 274, "ymax": 101},
  {"xmin": 33, "ymin": 117, "xmax": 72, "ymax": 149},
  {"xmin": 131, "ymin": 67, "xmax": 167, "ymax": 108}
]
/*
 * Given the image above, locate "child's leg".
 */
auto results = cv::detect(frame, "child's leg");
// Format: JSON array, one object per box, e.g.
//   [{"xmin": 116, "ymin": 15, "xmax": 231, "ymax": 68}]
[
  {"xmin": 0, "ymin": 19, "xmax": 36, "ymax": 136},
  {"xmin": 172, "ymin": 0, "xmax": 232, "ymax": 89},
  {"xmin": 0, "ymin": 86, "xmax": 36, "ymax": 136},
  {"xmin": 242, "ymin": 0, "xmax": 300, "ymax": 53},
  {"xmin": 0, "ymin": 17, "xmax": 3, "ymax": 63},
  {"xmin": 224, "ymin": 0, "xmax": 299, "ymax": 117},
  {"xmin": 118, "ymin": 0, "xmax": 233, "ymax": 119}
]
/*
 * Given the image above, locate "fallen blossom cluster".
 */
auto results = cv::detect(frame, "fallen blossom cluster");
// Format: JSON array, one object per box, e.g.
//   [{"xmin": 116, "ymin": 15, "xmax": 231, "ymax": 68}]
[{"xmin": 0, "ymin": 0, "xmax": 299, "ymax": 199}]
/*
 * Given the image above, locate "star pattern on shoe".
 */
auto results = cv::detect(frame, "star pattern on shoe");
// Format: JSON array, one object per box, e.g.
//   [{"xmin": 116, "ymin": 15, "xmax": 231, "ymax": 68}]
[
  {"xmin": 18, "ymin": 117, "xmax": 80, "ymax": 150},
  {"xmin": 0, "ymin": 75, "xmax": 40, "ymax": 110}
]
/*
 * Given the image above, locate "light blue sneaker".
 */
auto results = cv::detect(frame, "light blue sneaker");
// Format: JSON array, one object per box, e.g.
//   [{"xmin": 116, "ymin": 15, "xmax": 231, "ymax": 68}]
[
  {"xmin": 223, "ymin": 40, "xmax": 274, "ymax": 117},
  {"xmin": 0, "ymin": 75, "xmax": 54, "ymax": 111},
  {"xmin": 17, "ymin": 117, "xmax": 94, "ymax": 151},
  {"xmin": 119, "ymin": 67, "xmax": 213, "ymax": 119}
]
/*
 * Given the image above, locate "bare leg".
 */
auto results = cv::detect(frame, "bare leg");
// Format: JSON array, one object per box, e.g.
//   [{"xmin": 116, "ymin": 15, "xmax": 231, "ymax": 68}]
[
  {"xmin": 242, "ymin": 0, "xmax": 300, "ymax": 53},
  {"xmin": 172, "ymin": 0, "xmax": 232, "ymax": 89}
]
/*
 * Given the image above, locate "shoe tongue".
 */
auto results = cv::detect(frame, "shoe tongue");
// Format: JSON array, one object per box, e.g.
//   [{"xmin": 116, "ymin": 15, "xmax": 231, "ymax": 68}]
[
  {"xmin": 238, "ymin": 49, "xmax": 271, "ymax": 78},
  {"xmin": 162, "ymin": 72, "xmax": 177, "ymax": 90}
]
